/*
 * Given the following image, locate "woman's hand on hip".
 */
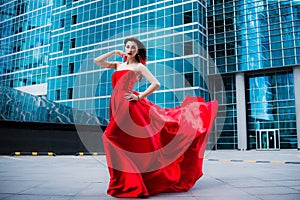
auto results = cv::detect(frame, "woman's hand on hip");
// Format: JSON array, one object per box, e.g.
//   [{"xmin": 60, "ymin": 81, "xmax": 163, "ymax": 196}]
[{"xmin": 124, "ymin": 91, "xmax": 139, "ymax": 101}]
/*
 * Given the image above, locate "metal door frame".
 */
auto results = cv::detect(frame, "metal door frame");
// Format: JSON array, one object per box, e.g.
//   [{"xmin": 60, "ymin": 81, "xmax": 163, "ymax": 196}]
[{"xmin": 256, "ymin": 129, "xmax": 280, "ymax": 150}]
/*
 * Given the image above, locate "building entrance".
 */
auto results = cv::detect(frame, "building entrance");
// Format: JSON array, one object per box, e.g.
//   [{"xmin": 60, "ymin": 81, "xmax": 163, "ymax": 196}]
[{"xmin": 256, "ymin": 129, "xmax": 280, "ymax": 150}]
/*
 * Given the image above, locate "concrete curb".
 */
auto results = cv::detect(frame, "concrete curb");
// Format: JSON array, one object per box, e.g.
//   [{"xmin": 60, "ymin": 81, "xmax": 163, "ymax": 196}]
[
  {"xmin": 11, "ymin": 152, "xmax": 56, "ymax": 156},
  {"xmin": 204, "ymin": 158, "xmax": 300, "ymax": 165}
]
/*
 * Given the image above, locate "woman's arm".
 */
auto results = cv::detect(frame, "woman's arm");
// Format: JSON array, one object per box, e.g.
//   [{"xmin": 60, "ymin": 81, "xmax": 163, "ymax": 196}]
[{"xmin": 94, "ymin": 50, "xmax": 124, "ymax": 68}]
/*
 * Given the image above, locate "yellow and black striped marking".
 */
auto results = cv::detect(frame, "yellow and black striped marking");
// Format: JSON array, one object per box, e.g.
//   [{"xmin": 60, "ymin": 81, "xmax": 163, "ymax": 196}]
[
  {"xmin": 204, "ymin": 158, "xmax": 300, "ymax": 165},
  {"xmin": 11, "ymin": 152, "xmax": 56, "ymax": 156},
  {"xmin": 76, "ymin": 152, "xmax": 101, "ymax": 156}
]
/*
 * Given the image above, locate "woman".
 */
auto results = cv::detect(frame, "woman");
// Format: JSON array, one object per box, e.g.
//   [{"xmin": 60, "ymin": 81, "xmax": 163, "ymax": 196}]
[{"xmin": 94, "ymin": 37, "xmax": 218, "ymax": 198}]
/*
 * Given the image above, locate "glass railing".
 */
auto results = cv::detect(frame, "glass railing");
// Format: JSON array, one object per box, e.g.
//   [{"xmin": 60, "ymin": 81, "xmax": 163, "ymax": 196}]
[{"xmin": 0, "ymin": 86, "xmax": 108, "ymax": 125}]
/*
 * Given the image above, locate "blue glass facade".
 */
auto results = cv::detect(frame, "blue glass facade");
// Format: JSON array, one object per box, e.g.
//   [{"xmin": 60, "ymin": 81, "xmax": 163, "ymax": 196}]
[
  {"xmin": 48, "ymin": 0, "xmax": 209, "ymax": 125},
  {"xmin": 0, "ymin": 0, "xmax": 51, "ymax": 88},
  {"xmin": 247, "ymin": 71, "xmax": 296, "ymax": 149},
  {"xmin": 208, "ymin": 0, "xmax": 300, "ymax": 74},
  {"xmin": 208, "ymin": 0, "xmax": 299, "ymax": 149},
  {"xmin": 0, "ymin": 0, "xmax": 209, "ymax": 126}
]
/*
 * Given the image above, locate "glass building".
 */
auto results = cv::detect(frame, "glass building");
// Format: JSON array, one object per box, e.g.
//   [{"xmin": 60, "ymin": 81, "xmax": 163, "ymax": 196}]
[
  {"xmin": 208, "ymin": 0, "xmax": 300, "ymax": 150},
  {"xmin": 1, "ymin": 0, "xmax": 210, "ymax": 127},
  {"xmin": 0, "ymin": 0, "xmax": 299, "ymax": 150},
  {"xmin": 0, "ymin": 0, "xmax": 51, "ymax": 96},
  {"xmin": 47, "ymin": 0, "xmax": 209, "ymax": 126}
]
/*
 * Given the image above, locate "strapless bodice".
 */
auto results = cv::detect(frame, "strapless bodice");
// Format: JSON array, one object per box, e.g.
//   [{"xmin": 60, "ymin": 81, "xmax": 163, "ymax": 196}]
[{"xmin": 112, "ymin": 70, "xmax": 137, "ymax": 91}]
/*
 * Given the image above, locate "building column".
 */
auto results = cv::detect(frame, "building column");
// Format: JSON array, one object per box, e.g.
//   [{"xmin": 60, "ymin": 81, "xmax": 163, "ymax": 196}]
[
  {"xmin": 293, "ymin": 66, "xmax": 300, "ymax": 150},
  {"xmin": 236, "ymin": 73, "xmax": 247, "ymax": 150}
]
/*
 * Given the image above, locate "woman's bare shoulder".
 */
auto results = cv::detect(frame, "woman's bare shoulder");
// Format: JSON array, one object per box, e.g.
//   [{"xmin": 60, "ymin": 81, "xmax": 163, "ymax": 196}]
[{"xmin": 135, "ymin": 63, "xmax": 147, "ymax": 71}]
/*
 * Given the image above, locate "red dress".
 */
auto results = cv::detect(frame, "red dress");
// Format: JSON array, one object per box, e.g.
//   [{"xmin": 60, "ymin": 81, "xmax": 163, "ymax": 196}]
[{"xmin": 103, "ymin": 69, "xmax": 218, "ymax": 198}]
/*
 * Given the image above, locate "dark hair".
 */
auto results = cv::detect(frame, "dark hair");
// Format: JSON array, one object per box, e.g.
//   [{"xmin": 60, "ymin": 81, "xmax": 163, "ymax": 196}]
[{"xmin": 124, "ymin": 37, "xmax": 147, "ymax": 64}]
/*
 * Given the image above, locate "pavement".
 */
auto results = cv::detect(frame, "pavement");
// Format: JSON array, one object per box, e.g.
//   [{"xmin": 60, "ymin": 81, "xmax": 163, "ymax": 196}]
[{"xmin": 0, "ymin": 150, "xmax": 299, "ymax": 200}]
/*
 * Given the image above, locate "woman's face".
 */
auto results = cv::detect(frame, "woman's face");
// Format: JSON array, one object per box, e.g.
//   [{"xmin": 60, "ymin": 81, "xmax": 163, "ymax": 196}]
[{"xmin": 125, "ymin": 41, "xmax": 138, "ymax": 58}]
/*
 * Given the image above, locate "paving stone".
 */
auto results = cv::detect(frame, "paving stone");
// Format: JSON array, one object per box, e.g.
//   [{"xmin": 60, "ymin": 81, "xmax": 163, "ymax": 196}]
[
  {"xmin": 0, "ymin": 180, "xmax": 44, "ymax": 194},
  {"xmin": 242, "ymin": 186, "xmax": 299, "ymax": 195},
  {"xmin": 0, "ymin": 150, "xmax": 299, "ymax": 200},
  {"xmin": 1, "ymin": 194, "xmax": 72, "ymax": 200},
  {"xmin": 258, "ymin": 193, "xmax": 300, "ymax": 200}
]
